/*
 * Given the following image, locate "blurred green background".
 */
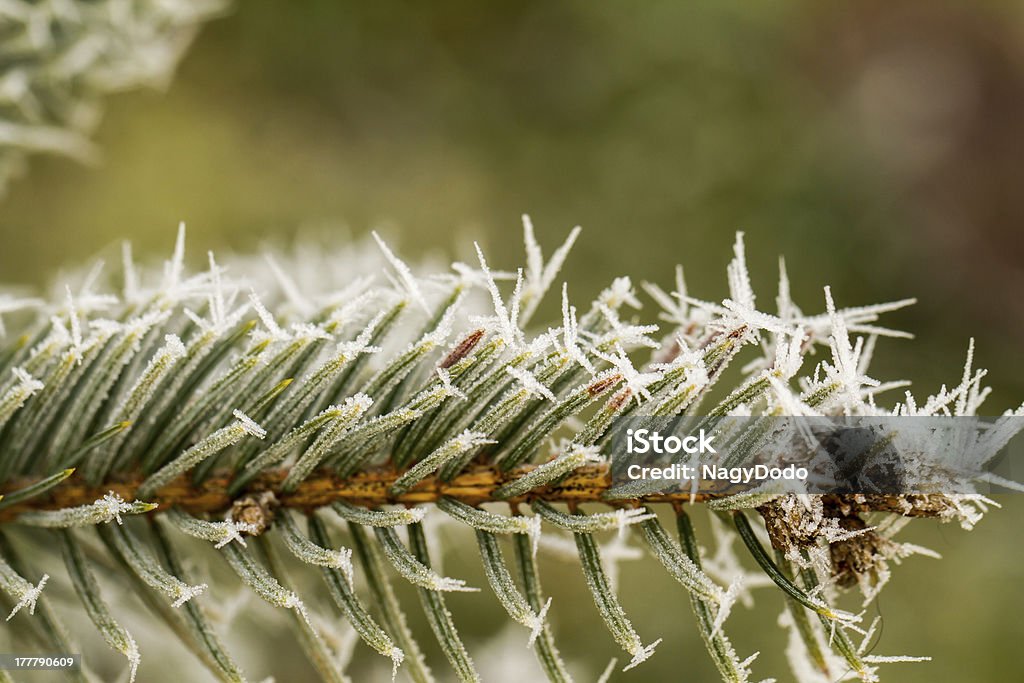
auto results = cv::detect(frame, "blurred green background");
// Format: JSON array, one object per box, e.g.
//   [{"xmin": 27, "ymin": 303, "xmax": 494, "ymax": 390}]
[{"xmin": 1, "ymin": 1, "xmax": 1022, "ymax": 680}]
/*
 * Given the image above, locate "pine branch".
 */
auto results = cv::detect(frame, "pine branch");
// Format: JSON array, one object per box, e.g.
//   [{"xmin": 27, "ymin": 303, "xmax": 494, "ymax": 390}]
[{"xmin": 0, "ymin": 222, "xmax": 1014, "ymax": 682}]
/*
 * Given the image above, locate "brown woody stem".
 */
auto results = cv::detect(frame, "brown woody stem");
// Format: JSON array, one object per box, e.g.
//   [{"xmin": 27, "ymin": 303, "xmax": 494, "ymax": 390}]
[
  {"xmin": 0, "ymin": 463, "xmax": 951, "ymax": 523},
  {"xmin": 0, "ymin": 463, "xmax": 686, "ymax": 522}
]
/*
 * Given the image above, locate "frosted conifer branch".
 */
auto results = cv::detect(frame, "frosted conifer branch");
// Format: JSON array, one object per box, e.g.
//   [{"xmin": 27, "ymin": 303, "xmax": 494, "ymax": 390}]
[{"xmin": 0, "ymin": 225, "xmax": 1012, "ymax": 683}]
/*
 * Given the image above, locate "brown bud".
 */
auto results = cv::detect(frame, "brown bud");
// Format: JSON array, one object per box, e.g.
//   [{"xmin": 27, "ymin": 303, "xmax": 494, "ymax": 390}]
[
  {"xmin": 230, "ymin": 491, "xmax": 279, "ymax": 536},
  {"xmin": 587, "ymin": 373, "xmax": 622, "ymax": 397},
  {"xmin": 607, "ymin": 387, "xmax": 633, "ymax": 412},
  {"xmin": 440, "ymin": 329, "xmax": 485, "ymax": 369}
]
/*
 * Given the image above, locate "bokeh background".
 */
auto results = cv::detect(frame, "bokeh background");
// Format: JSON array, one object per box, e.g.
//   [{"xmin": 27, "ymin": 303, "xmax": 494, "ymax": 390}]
[{"xmin": 2, "ymin": 1, "xmax": 1023, "ymax": 680}]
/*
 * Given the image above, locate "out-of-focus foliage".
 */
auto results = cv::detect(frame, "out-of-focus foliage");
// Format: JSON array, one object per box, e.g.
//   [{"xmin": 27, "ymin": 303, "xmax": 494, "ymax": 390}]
[{"xmin": 0, "ymin": 0, "xmax": 226, "ymax": 195}]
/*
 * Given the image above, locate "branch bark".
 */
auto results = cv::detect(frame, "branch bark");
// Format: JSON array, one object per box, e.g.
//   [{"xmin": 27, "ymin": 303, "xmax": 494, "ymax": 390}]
[
  {"xmin": 0, "ymin": 463, "xmax": 957, "ymax": 523},
  {"xmin": 0, "ymin": 463, "xmax": 690, "ymax": 521}
]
